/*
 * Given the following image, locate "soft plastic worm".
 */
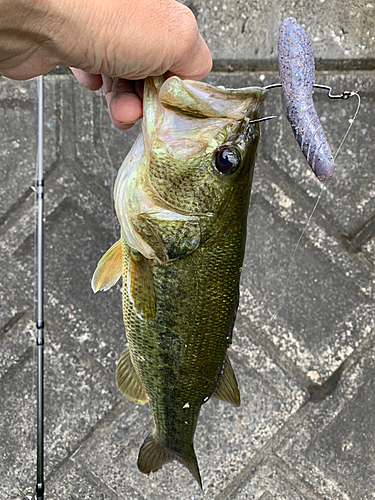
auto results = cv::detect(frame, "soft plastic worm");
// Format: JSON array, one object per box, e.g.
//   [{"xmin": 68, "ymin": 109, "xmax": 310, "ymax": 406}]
[{"xmin": 278, "ymin": 17, "xmax": 334, "ymax": 182}]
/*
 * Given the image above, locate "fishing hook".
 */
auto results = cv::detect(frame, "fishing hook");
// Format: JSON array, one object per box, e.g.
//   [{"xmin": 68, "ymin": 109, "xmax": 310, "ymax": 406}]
[{"xmin": 248, "ymin": 115, "xmax": 278, "ymax": 124}]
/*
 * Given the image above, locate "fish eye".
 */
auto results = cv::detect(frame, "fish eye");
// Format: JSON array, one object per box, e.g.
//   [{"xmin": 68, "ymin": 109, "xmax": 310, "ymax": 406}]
[{"xmin": 213, "ymin": 147, "xmax": 241, "ymax": 175}]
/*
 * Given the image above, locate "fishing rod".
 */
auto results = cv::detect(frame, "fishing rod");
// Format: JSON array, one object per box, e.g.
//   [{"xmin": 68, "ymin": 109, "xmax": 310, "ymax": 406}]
[{"xmin": 35, "ymin": 74, "xmax": 44, "ymax": 500}]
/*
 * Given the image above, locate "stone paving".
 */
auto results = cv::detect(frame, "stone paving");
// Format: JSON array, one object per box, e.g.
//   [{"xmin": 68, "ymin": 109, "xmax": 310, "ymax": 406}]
[{"xmin": 0, "ymin": 2, "xmax": 374, "ymax": 499}]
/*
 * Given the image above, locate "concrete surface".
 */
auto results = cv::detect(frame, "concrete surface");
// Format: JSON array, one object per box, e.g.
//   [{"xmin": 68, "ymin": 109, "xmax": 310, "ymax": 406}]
[
  {"xmin": 182, "ymin": 0, "xmax": 375, "ymax": 69},
  {"xmin": 0, "ymin": 2, "xmax": 374, "ymax": 499}
]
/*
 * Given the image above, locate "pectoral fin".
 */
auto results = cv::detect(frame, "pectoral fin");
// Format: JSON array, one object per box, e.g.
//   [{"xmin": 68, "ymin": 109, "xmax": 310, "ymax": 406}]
[
  {"xmin": 214, "ymin": 355, "xmax": 241, "ymax": 407},
  {"xmin": 91, "ymin": 240, "xmax": 122, "ymax": 292},
  {"xmin": 116, "ymin": 347, "xmax": 147, "ymax": 404},
  {"xmin": 128, "ymin": 248, "xmax": 156, "ymax": 320}
]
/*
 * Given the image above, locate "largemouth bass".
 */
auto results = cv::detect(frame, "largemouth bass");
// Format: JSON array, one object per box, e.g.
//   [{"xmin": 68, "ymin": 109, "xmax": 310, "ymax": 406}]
[{"xmin": 92, "ymin": 76, "xmax": 266, "ymax": 487}]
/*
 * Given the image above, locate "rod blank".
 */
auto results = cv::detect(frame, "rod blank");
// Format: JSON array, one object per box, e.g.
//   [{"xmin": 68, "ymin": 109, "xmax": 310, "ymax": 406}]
[{"xmin": 36, "ymin": 74, "xmax": 44, "ymax": 500}]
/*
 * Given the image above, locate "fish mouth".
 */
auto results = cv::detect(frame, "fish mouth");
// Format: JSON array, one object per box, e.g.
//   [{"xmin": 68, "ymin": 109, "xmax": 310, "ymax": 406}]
[{"xmin": 158, "ymin": 76, "xmax": 267, "ymax": 121}]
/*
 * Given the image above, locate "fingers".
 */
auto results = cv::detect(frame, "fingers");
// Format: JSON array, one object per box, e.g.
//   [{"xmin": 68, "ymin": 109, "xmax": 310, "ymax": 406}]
[
  {"xmin": 70, "ymin": 68, "xmax": 103, "ymax": 90},
  {"xmin": 103, "ymin": 76, "xmax": 143, "ymax": 130},
  {"xmin": 71, "ymin": 70, "xmax": 144, "ymax": 130}
]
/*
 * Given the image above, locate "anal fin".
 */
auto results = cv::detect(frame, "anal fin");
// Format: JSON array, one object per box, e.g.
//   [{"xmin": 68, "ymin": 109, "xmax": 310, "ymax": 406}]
[
  {"xmin": 116, "ymin": 347, "xmax": 147, "ymax": 404},
  {"xmin": 128, "ymin": 248, "xmax": 155, "ymax": 320},
  {"xmin": 213, "ymin": 354, "xmax": 241, "ymax": 407},
  {"xmin": 91, "ymin": 239, "xmax": 122, "ymax": 292},
  {"xmin": 137, "ymin": 433, "xmax": 174, "ymax": 475}
]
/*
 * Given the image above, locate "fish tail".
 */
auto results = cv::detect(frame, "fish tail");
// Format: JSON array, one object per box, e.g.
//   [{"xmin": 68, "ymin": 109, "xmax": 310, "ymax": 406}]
[{"xmin": 137, "ymin": 432, "xmax": 202, "ymax": 489}]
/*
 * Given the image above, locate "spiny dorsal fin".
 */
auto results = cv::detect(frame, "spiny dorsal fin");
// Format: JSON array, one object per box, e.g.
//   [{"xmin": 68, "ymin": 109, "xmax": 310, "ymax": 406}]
[
  {"xmin": 128, "ymin": 249, "xmax": 155, "ymax": 320},
  {"xmin": 213, "ymin": 354, "xmax": 241, "ymax": 407},
  {"xmin": 138, "ymin": 433, "xmax": 202, "ymax": 489},
  {"xmin": 116, "ymin": 347, "xmax": 147, "ymax": 404},
  {"xmin": 91, "ymin": 239, "xmax": 122, "ymax": 292}
]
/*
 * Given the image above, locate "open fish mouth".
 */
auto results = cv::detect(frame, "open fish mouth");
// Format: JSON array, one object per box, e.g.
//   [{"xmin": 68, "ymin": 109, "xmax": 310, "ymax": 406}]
[{"xmin": 114, "ymin": 76, "xmax": 266, "ymax": 263}]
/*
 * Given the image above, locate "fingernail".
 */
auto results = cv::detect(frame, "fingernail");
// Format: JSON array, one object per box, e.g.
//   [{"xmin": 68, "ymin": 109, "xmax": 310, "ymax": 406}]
[{"xmin": 118, "ymin": 119, "xmax": 138, "ymax": 125}]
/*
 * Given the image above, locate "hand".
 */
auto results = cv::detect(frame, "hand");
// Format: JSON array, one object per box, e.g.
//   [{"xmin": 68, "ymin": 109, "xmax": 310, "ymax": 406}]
[{"xmin": 0, "ymin": 0, "xmax": 212, "ymax": 129}]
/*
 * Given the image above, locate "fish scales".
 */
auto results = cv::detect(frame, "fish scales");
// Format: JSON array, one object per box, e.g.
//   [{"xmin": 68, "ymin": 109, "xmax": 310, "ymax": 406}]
[
  {"xmin": 92, "ymin": 76, "xmax": 267, "ymax": 487},
  {"xmin": 122, "ymin": 177, "xmax": 249, "ymax": 442}
]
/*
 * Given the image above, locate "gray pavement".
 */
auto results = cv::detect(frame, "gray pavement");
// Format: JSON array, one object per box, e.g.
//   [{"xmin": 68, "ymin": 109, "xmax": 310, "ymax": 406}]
[{"xmin": 1, "ymin": 2, "xmax": 374, "ymax": 499}]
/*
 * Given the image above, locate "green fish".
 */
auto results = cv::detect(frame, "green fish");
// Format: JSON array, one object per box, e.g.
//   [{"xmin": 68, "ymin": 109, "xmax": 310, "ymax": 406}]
[{"xmin": 92, "ymin": 76, "xmax": 266, "ymax": 488}]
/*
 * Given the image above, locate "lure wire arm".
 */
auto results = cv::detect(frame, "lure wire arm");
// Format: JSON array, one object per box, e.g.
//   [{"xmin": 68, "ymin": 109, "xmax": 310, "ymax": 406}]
[
  {"xmin": 263, "ymin": 82, "xmax": 357, "ymax": 100},
  {"xmin": 311, "ymin": 84, "xmax": 356, "ymax": 100}
]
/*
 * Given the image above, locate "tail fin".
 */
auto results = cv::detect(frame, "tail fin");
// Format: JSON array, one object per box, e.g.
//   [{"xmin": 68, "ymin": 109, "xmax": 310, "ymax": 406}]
[{"xmin": 137, "ymin": 433, "xmax": 202, "ymax": 489}]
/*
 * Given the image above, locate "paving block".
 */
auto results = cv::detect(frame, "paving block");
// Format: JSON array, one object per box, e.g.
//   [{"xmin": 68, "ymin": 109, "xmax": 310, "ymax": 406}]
[
  {"xmin": 0, "ymin": 316, "xmax": 34, "ymax": 380},
  {"xmin": 276, "ymin": 337, "xmax": 375, "ymax": 500},
  {"xmin": 11, "ymin": 197, "xmax": 126, "ymax": 372},
  {"xmin": 226, "ymin": 454, "xmax": 322, "ymax": 500},
  {"xmin": 0, "ymin": 322, "xmax": 119, "ymax": 500},
  {"xmin": 347, "ymin": 215, "xmax": 375, "ymax": 274},
  {"xmin": 238, "ymin": 190, "xmax": 375, "ymax": 384},
  {"xmin": 67, "ymin": 330, "xmax": 307, "ymax": 499},
  {"xmin": 46, "ymin": 459, "xmax": 120, "ymax": 500},
  {"xmin": 0, "ymin": 75, "xmax": 137, "ymax": 258},
  {"xmin": 0, "ymin": 78, "xmax": 58, "ymax": 220},
  {"xmin": 0, "ymin": 271, "xmax": 27, "ymax": 330}
]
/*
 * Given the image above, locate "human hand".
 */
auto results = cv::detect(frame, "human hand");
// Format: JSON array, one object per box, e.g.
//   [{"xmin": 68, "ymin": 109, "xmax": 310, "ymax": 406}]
[{"xmin": 0, "ymin": 0, "xmax": 212, "ymax": 129}]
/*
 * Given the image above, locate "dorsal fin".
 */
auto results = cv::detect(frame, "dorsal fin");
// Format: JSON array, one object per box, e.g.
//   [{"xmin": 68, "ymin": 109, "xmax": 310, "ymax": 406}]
[
  {"xmin": 91, "ymin": 239, "xmax": 122, "ymax": 292},
  {"xmin": 213, "ymin": 355, "xmax": 241, "ymax": 407},
  {"xmin": 116, "ymin": 346, "xmax": 147, "ymax": 404}
]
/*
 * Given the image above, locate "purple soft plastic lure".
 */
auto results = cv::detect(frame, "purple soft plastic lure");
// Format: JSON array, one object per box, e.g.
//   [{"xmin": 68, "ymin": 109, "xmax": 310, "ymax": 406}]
[{"xmin": 278, "ymin": 17, "xmax": 334, "ymax": 182}]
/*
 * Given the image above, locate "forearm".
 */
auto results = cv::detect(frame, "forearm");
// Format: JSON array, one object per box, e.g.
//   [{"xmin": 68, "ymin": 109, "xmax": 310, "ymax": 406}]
[
  {"xmin": 0, "ymin": 0, "xmax": 65, "ymax": 71},
  {"xmin": 0, "ymin": 0, "xmax": 134, "ymax": 78}
]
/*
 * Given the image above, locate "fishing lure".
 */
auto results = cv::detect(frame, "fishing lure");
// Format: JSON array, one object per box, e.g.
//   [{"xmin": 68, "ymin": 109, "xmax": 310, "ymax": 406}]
[{"xmin": 277, "ymin": 17, "xmax": 334, "ymax": 182}]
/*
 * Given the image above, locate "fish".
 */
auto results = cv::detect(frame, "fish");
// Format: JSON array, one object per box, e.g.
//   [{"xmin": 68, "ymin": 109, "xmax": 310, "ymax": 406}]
[
  {"xmin": 278, "ymin": 17, "xmax": 335, "ymax": 182},
  {"xmin": 92, "ymin": 75, "xmax": 267, "ymax": 487}
]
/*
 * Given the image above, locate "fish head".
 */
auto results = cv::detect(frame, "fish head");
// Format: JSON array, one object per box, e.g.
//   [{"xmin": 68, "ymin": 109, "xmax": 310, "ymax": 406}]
[{"xmin": 114, "ymin": 76, "xmax": 267, "ymax": 263}]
